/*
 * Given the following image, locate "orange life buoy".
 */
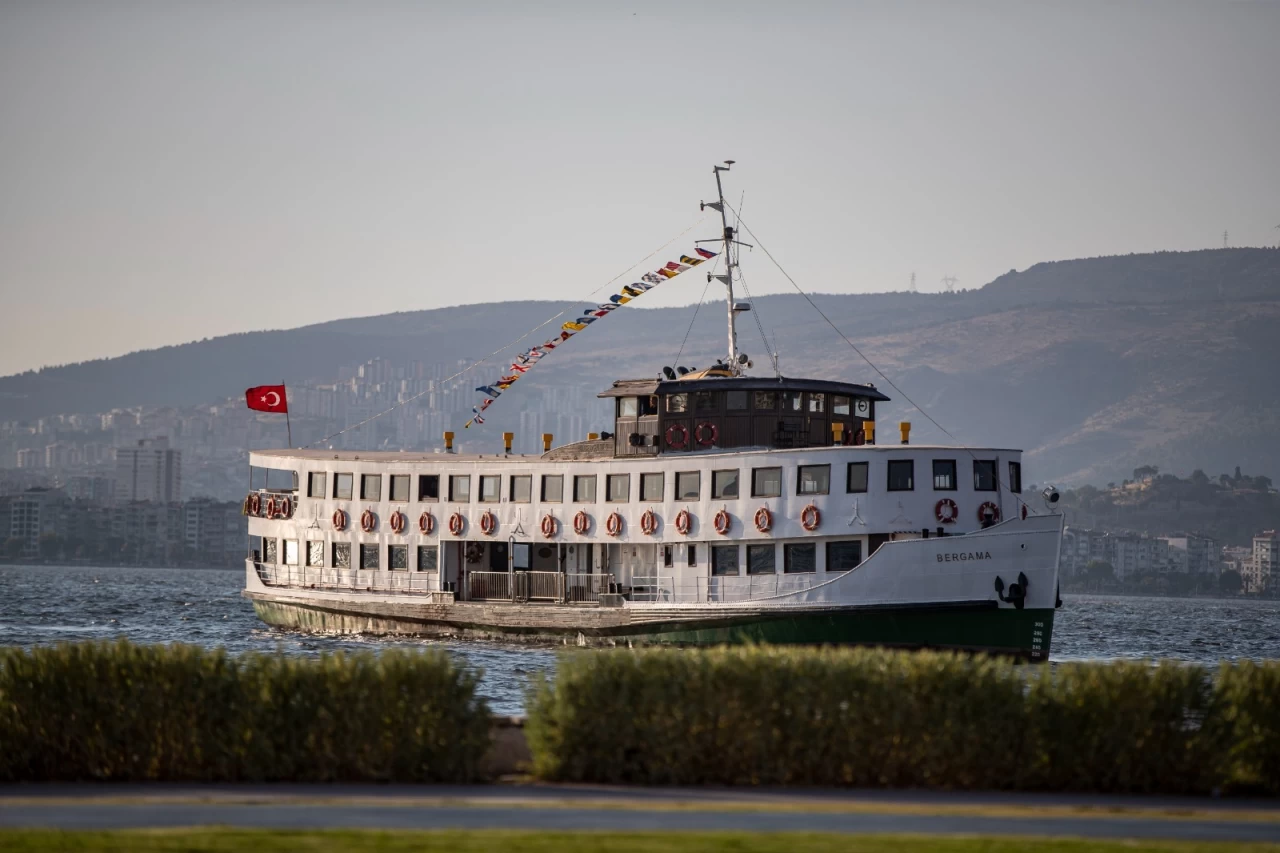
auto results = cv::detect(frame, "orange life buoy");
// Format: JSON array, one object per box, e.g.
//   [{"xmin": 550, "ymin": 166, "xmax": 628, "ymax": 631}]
[
  {"xmin": 360, "ymin": 509, "xmax": 376, "ymax": 533},
  {"xmin": 674, "ymin": 509, "xmax": 692, "ymax": 536},
  {"xmin": 935, "ymin": 498, "xmax": 959, "ymax": 525},
  {"xmin": 713, "ymin": 508, "xmax": 731, "ymax": 535},
  {"xmin": 754, "ymin": 506, "xmax": 772, "ymax": 533},
  {"xmin": 278, "ymin": 496, "xmax": 292, "ymax": 519},
  {"xmin": 695, "ymin": 422, "xmax": 718, "ymax": 447},
  {"xmin": 801, "ymin": 504, "xmax": 821, "ymax": 531},
  {"xmin": 541, "ymin": 514, "xmax": 557, "ymax": 538},
  {"xmin": 419, "ymin": 511, "xmax": 435, "ymax": 535},
  {"xmin": 640, "ymin": 509, "xmax": 657, "ymax": 536},
  {"xmin": 978, "ymin": 502, "xmax": 1001, "ymax": 524},
  {"xmin": 389, "ymin": 510, "xmax": 405, "ymax": 534},
  {"xmin": 249, "ymin": 493, "xmax": 261, "ymax": 515},
  {"xmin": 606, "ymin": 512, "xmax": 623, "ymax": 537},
  {"xmin": 332, "ymin": 509, "xmax": 347, "ymax": 531},
  {"xmin": 665, "ymin": 423, "xmax": 689, "ymax": 449},
  {"xmin": 479, "ymin": 510, "xmax": 496, "ymax": 536},
  {"xmin": 264, "ymin": 497, "xmax": 276, "ymax": 519},
  {"xmin": 573, "ymin": 510, "xmax": 590, "ymax": 536},
  {"xmin": 448, "ymin": 512, "xmax": 465, "ymax": 536}
]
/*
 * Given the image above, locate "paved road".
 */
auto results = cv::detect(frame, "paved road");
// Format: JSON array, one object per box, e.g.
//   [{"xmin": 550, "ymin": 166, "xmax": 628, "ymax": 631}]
[{"xmin": 2, "ymin": 785, "xmax": 1278, "ymax": 842}]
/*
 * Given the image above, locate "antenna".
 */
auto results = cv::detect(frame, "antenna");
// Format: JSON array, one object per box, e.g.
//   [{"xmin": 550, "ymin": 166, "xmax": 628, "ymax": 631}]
[
  {"xmin": 909, "ymin": 272, "xmax": 917, "ymax": 293},
  {"xmin": 941, "ymin": 275, "xmax": 958, "ymax": 293},
  {"xmin": 1223, "ymin": 230, "xmax": 1229, "ymax": 249},
  {"xmin": 697, "ymin": 161, "xmax": 753, "ymax": 376}
]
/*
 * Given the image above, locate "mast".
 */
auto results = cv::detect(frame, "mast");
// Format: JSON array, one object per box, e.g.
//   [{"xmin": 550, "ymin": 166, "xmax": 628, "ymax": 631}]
[{"xmin": 700, "ymin": 160, "xmax": 752, "ymax": 376}]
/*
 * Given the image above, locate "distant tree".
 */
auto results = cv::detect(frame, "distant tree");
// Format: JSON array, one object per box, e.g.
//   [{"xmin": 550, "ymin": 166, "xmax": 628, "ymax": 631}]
[
  {"xmin": 37, "ymin": 532, "xmax": 60, "ymax": 561},
  {"xmin": 1235, "ymin": 465, "xmax": 1243, "ymax": 482},
  {"xmin": 1219, "ymin": 570, "xmax": 1243, "ymax": 595},
  {"xmin": 1107, "ymin": 482, "xmax": 1117, "ymax": 490},
  {"xmin": 1219, "ymin": 473, "xmax": 1233, "ymax": 488},
  {"xmin": 1253, "ymin": 475, "xmax": 1273, "ymax": 491},
  {"xmin": 3, "ymin": 537, "xmax": 25, "ymax": 558},
  {"xmin": 1085, "ymin": 560, "xmax": 1115, "ymax": 585},
  {"xmin": 1134, "ymin": 465, "xmax": 1159, "ymax": 481},
  {"xmin": 1190, "ymin": 469, "xmax": 1210, "ymax": 486}
]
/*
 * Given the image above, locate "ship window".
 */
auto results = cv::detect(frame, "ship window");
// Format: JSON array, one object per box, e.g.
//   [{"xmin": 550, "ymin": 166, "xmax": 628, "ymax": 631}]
[
  {"xmin": 333, "ymin": 473, "xmax": 353, "ymax": 500},
  {"xmin": 727, "ymin": 390, "xmax": 748, "ymax": 411},
  {"xmin": 785, "ymin": 542, "xmax": 816, "ymax": 574},
  {"xmin": 306, "ymin": 541, "xmax": 324, "ymax": 567},
  {"xmin": 747, "ymin": 543, "xmax": 776, "ymax": 575},
  {"xmin": 449, "ymin": 475, "xmax": 471, "ymax": 502},
  {"xmin": 752, "ymin": 467, "xmax": 781, "ymax": 498},
  {"xmin": 667, "ymin": 393, "xmax": 688, "ymax": 413},
  {"xmin": 1009, "ymin": 461, "xmax": 1023, "ymax": 494},
  {"xmin": 641, "ymin": 472, "xmax": 664, "ymax": 501},
  {"xmin": 283, "ymin": 539, "xmax": 299, "ymax": 566},
  {"xmin": 888, "ymin": 460, "xmax": 914, "ymax": 491},
  {"xmin": 360, "ymin": 543, "xmax": 380, "ymax": 570},
  {"xmin": 418, "ymin": 474, "xmax": 439, "ymax": 501},
  {"xmin": 510, "ymin": 475, "xmax": 532, "ymax": 503},
  {"xmin": 360, "ymin": 474, "xmax": 382, "ymax": 501},
  {"xmin": 388, "ymin": 544, "xmax": 408, "ymax": 571},
  {"xmin": 390, "ymin": 475, "xmax": 410, "ymax": 502},
  {"xmin": 332, "ymin": 542, "xmax": 351, "ymax": 569},
  {"xmin": 574, "ymin": 474, "xmax": 597, "ymax": 503},
  {"xmin": 618, "ymin": 397, "xmax": 639, "ymax": 418},
  {"xmin": 417, "ymin": 545, "xmax": 438, "ymax": 572},
  {"xmin": 807, "ymin": 393, "xmax": 825, "ymax": 414},
  {"xmin": 675, "ymin": 471, "xmax": 700, "ymax": 501},
  {"xmin": 974, "ymin": 460, "xmax": 998, "ymax": 492},
  {"xmin": 263, "ymin": 538, "xmax": 278, "ymax": 564},
  {"xmin": 832, "ymin": 395, "xmax": 851, "ymax": 417},
  {"xmin": 695, "ymin": 391, "xmax": 718, "ymax": 412},
  {"xmin": 307, "ymin": 472, "xmax": 326, "ymax": 498},
  {"xmin": 847, "ymin": 461, "xmax": 869, "ymax": 493},
  {"xmin": 712, "ymin": 469, "xmax": 739, "ymax": 499},
  {"xmin": 784, "ymin": 391, "xmax": 803, "ymax": 412},
  {"xmin": 542, "ymin": 474, "xmax": 563, "ymax": 503},
  {"xmin": 663, "ymin": 544, "xmax": 674, "ymax": 568},
  {"xmin": 639, "ymin": 395, "xmax": 660, "ymax": 416},
  {"xmin": 827, "ymin": 540, "xmax": 862, "ymax": 572},
  {"xmin": 607, "ymin": 474, "xmax": 630, "ymax": 502},
  {"xmin": 479, "ymin": 475, "xmax": 501, "ymax": 502},
  {"xmin": 933, "ymin": 460, "xmax": 957, "ymax": 491},
  {"xmin": 797, "ymin": 464, "xmax": 830, "ymax": 495},
  {"xmin": 754, "ymin": 391, "xmax": 777, "ymax": 410},
  {"xmin": 687, "ymin": 544, "xmax": 697, "ymax": 567},
  {"xmin": 711, "ymin": 544, "xmax": 739, "ymax": 576}
]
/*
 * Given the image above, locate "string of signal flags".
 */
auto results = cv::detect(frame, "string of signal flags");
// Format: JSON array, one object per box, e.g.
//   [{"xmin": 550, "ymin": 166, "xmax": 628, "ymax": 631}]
[{"xmin": 464, "ymin": 246, "xmax": 718, "ymax": 428}]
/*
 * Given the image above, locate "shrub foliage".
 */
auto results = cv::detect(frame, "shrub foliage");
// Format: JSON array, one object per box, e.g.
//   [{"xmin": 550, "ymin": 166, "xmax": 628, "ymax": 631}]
[{"xmin": 0, "ymin": 640, "xmax": 490, "ymax": 782}]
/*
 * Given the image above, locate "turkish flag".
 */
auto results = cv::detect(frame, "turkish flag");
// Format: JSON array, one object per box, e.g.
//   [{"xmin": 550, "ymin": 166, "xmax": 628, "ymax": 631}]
[{"xmin": 246, "ymin": 384, "xmax": 288, "ymax": 413}]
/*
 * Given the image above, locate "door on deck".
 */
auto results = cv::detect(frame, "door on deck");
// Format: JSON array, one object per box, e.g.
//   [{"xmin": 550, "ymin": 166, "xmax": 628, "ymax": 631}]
[{"xmin": 488, "ymin": 541, "xmax": 509, "ymax": 572}]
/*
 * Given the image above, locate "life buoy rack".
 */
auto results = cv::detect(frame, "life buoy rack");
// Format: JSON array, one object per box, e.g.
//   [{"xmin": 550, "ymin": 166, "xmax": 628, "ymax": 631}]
[
  {"xmin": 640, "ymin": 509, "xmax": 657, "ymax": 536},
  {"xmin": 978, "ymin": 502, "xmax": 1001, "ymax": 524},
  {"xmin": 389, "ymin": 510, "xmax": 406, "ymax": 534},
  {"xmin": 249, "ymin": 493, "xmax": 261, "ymax": 515},
  {"xmin": 695, "ymin": 422, "xmax": 718, "ymax": 447},
  {"xmin": 360, "ymin": 509, "xmax": 376, "ymax": 533},
  {"xmin": 278, "ymin": 497, "xmax": 292, "ymax": 519},
  {"xmin": 800, "ymin": 504, "xmax": 821, "ymax": 532},
  {"xmin": 665, "ymin": 423, "xmax": 689, "ymax": 449},
  {"xmin": 332, "ymin": 509, "xmax": 348, "ymax": 531},
  {"xmin": 541, "ymin": 514, "xmax": 557, "ymax": 539},
  {"xmin": 935, "ymin": 498, "xmax": 959, "ymax": 525},
  {"xmin": 448, "ymin": 512, "xmax": 465, "ymax": 536},
  {"xmin": 573, "ymin": 510, "xmax": 590, "ymax": 536},
  {"xmin": 479, "ymin": 510, "xmax": 497, "ymax": 536},
  {"xmin": 713, "ymin": 508, "xmax": 731, "ymax": 536},
  {"xmin": 418, "ymin": 511, "xmax": 435, "ymax": 535},
  {"xmin": 606, "ymin": 512, "xmax": 624, "ymax": 537},
  {"xmin": 674, "ymin": 509, "xmax": 692, "ymax": 536},
  {"xmin": 754, "ymin": 506, "xmax": 772, "ymax": 533}
]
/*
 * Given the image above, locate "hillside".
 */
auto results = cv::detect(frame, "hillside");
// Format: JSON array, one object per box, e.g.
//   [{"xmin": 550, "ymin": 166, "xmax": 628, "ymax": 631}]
[{"xmin": 2, "ymin": 248, "xmax": 1279, "ymax": 486}]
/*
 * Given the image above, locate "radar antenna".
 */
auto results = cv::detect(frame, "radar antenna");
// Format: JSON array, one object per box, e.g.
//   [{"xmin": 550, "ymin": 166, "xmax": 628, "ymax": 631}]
[{"xmin": 698, "ymin": 161, "xmax": 753, "ymax": 375}]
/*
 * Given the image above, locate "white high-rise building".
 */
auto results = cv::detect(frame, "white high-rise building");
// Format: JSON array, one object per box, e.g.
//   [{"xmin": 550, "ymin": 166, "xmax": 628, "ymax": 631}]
[{"xmin": 115, "ymin": 437, "xmax": 182, "ymax": 503}]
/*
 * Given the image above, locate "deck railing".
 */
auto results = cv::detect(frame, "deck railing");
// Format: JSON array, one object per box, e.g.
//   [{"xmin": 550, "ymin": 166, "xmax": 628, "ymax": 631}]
[
  {"xmin": 629, "ymin": 574, "xmax": 824, "ymax": 604},
  {"xmin": 253, "ymin": 562, "xmax": 439, "ymax": 595},
  {"xmin": 464, "ymin": 571, "xmax": 611, "ymax": 603}
]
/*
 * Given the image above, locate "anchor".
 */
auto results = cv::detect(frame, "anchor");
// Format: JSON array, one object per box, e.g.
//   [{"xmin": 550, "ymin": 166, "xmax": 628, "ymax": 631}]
[{"xmin": 994, "ymin": 572, "xmax": 1029, "ymax": 610}]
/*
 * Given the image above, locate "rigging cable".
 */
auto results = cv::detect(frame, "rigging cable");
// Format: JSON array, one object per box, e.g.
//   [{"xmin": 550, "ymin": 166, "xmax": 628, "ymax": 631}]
[{"xmin": 672, "ymin": 255, "xmax": 720, "ymax": 370}]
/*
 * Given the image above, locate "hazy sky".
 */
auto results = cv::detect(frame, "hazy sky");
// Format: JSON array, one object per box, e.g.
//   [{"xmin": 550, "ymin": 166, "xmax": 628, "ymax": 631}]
[{"xmin": 2, "ymin": 1, "xmax": 1277, "ymax": 376}]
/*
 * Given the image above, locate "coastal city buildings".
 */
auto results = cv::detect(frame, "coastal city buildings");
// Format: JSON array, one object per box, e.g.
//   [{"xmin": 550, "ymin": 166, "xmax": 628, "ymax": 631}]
[
  {"xmin": 115, "ymin": 437, "xmax": 182, "ymax": 503},
  {"xmin": 1251, "ymin": 531, "xmax": 1279, "ymax": 595}
]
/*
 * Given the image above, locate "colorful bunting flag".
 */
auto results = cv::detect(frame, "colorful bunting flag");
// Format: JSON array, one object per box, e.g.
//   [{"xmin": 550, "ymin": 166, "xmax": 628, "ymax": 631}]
[{"xmin": 696, "ymin": 247, "xmax": 717, "ymax": 259}]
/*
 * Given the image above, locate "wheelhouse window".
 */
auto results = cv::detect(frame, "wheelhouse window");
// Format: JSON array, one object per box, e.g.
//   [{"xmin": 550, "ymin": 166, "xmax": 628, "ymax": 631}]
[
  {"xmin": 752, "ymin": 467, "xmax": 781, "ymax": 498},
  {"xmin": 797, "ymin": 464, "xmax": 830, "ymax": 495},
  {"xmin": 1009, "ymin": 461, "xmax": 1023, "ymax": 494},
  {"xmin": 417, "ymin": 545, "xmax": 438, "ymax": 572},
  {"xmin": 449, "ymin": 475, "xmax": 471, "ymax": 502},
  {"xmin": 479, "ymin": 475, "xmax": 501, "ymax": 503},
  {"xmin": 306, "ymin": 540, "xmax": 324, "ymax": 567},
  {"xmin": 753, "ymin": 391, "xmax": 777, "ymax": 410},
  {"xmin": 640, "ymin": 472, "xmax": 664, "ymax": 502},
  {"xmin": 333, "ymin": 473, "xmax": 353, "ymax": 500},
  {"xmin": 887, "ymin": 460, "xmax": 915, "ymax": 491},
  {"xmin": 307, "ymin": 472, "xmax": 326, "ymax": 498},
  {"xmin": 542, "ymin": 474, "xmax": 563, "ymax": 502},
  {"xmin": 360, "ymin": 474, "xmax": 381, "ymax": 501},
  {"xmin": 618, "ymin": 397, "xmax": 638, "ymax": 418},
  {"xmin": 418, "ymin": 474, "xmax": 439, "ymax": 501},
  {"xmin": 695, "ymin": 391, "xmax": 718, "ymax": 412},
  {"xmin": 510, "ymin": 475, "xmax": 532, "ymax": 503},
  {"xmin": 747, "ymin": 543, "xmax": 776, "ymax": 575},
  {"xmin": 727, "ymin": 390, "xmax": 748, "ymax": 411},
  {"xmin": 832, "ymin": 395, "xmax": 851, "ymax": 416},
  {"xmin": 973, "ymin": 460, "xmax": 998, "ymax": 492},
  {"xmin": 711, "ymin": 544, "xmax": 739, "ymax": 576},
  {"xmin": 574, "ymin": 474, "xmax": 597, "ymax": 503},
  {"xmin": 607, "ymin": 474, "xmax": 630, "ymax": 502},
  {"xmin": 933, "ymin": 460, "xmax": 957, "ymax": 491},
  {"xmin": 360, "ymin": 544, "xmax": 379, "ymax": 570},
  {"xmin": 332, "ymin": 542, "xmax": 351, "ymax": 569},
  {"xmin": 390, "ymin": 475, "xmax": 410, "ymax": 502},
  {"xmin": 712, "ymin": 469, "xmax": 739, "ymax": 499},
  {"xmin": 847, "ymin": 461, "xmax": 868, "ymax": 493},
  {"xmin": 807, "ymin": 393, "xmax": 825, "ymax": 414},
  {"xmin": 827, "ymin": 540, "xmax": 862, "ymax": 572},
  {"xmin": 638, "ymin": 395, "xmax": 660, "ymax": 416},
  {"xmin": 388, "ymin": 544, "xmax": 408, "ymax": 571},
  {"xmin": 675, "ymin": 471, "xmax": 700, "ymax": 501},
  {"xmin": 784, "ymin": 391, "xmax": 803, "ymax": 412},
  {"xmin": 784, "ymin": 542, "xmax": 816, "ymax": 573},
  {"xmin": 667, "ymin": 393, "xmax": 688, "ymax": 413}
]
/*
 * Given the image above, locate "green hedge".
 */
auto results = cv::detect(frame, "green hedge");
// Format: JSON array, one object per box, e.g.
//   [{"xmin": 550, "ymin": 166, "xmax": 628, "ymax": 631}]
[
  {"xmin": 526, "ymin": 647, "xmax": 1279, "ymax": 794},
  {"xmin": 0, "ymin": 640, "xmax": 491, "ymax": 782}
]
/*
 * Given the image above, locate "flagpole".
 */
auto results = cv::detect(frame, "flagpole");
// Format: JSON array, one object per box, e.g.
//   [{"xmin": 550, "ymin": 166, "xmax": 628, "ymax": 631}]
[{"xmin": 283, "ymin": 381, "xmax": 292, "ymax": 448}]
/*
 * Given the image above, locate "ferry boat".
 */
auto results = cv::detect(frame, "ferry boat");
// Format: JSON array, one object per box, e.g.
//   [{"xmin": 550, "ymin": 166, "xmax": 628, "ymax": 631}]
[{"xmin": 243, "ymin": 163, "xmax": 1063, "ymax": 660}]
